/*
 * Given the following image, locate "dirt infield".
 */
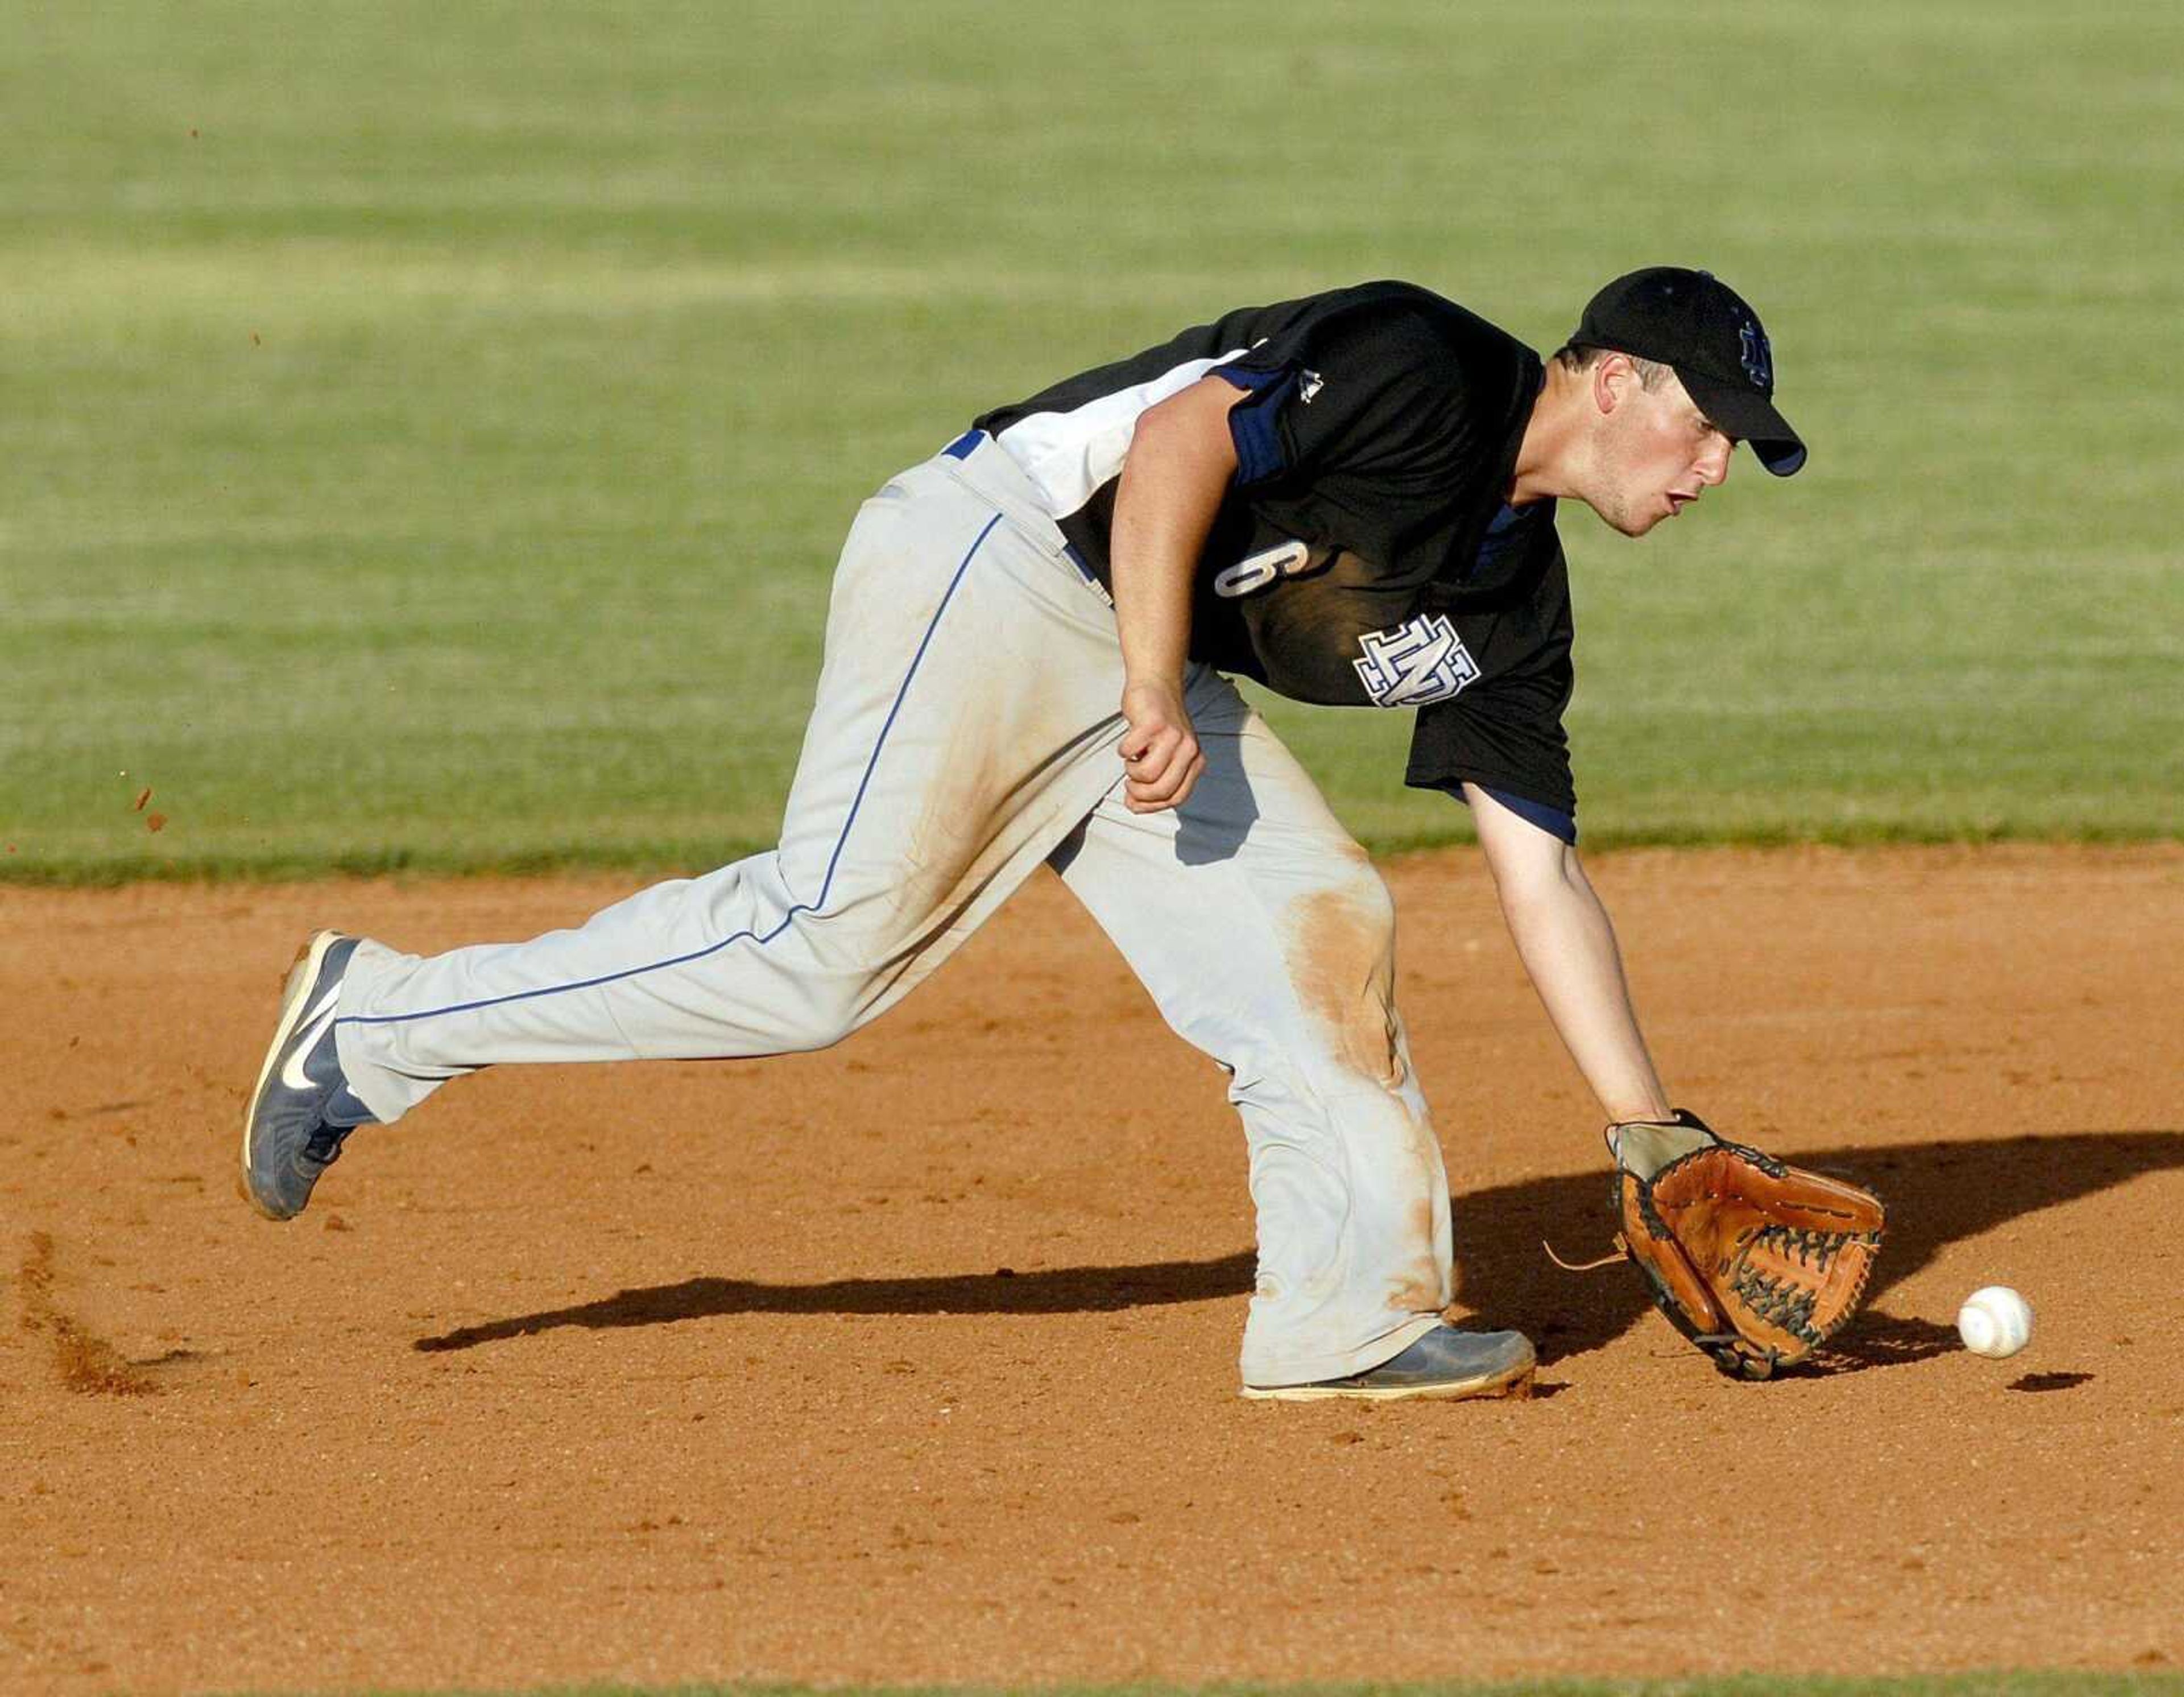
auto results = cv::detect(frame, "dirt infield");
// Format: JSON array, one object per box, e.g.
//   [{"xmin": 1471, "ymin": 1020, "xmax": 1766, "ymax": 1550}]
[{"xmin": 5, "ymin": 845, "xmax": 2181, "ymax": 1694}]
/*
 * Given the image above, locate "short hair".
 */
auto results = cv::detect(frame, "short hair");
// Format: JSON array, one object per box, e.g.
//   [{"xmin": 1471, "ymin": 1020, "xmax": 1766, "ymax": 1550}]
[{"xmin": 1553, "ymin": 342, "xmax": 1675, "ymax": 391}]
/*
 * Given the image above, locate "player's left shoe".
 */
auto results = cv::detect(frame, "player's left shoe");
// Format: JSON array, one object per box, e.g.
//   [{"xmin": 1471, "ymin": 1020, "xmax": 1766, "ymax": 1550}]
[{"xmin": 240, "ymin": 930, "xmax": 377, "ymax": 1221}]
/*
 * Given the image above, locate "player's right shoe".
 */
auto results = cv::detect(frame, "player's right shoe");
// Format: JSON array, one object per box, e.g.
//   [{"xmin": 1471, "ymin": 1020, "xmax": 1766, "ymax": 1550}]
[
  {"xmin": 240, "ymin": 930, "xmax": 377, "ymax": 1221},
  {"xmin": 1240, "ymin": 1324, "xmax": 1537, "ymax": 1403}
]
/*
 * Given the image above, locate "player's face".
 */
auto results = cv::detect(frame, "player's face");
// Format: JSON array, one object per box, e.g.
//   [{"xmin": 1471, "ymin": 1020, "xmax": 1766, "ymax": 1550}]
[{"xmin": 1587, "ymin": 364, "xmax": 1736, "ymax": 538}]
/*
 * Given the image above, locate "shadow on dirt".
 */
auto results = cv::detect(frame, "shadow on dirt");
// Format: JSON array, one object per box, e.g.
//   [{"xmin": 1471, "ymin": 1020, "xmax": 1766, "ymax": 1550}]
[
  {"xmin": 415, "ymin": 1128, "xmax": 2180, "ymax": 1362},
  {"xmin": 415, "ymin": 1250, "xmax": 1259, "ymax": 1352},
  {"xmin": 2010, "ymin": 1370, "xmax": 2096, "ymax": 1393}
]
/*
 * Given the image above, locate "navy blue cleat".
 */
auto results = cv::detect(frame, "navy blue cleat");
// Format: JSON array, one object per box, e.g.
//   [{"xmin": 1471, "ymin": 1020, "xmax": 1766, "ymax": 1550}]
[
  {"xmin": 1242, "ymin": 1324, "xmax": 1536, "ymax": 1403},
  {"xmin": 240, "ymin": 930, "xmax": 377, "ymax": 1221}
]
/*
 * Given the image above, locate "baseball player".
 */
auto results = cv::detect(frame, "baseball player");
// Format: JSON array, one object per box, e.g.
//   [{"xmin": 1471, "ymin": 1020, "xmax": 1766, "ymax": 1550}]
[{"xmin": 244, "ymin": 267, "xmax": 1805, "ymax": 1402}]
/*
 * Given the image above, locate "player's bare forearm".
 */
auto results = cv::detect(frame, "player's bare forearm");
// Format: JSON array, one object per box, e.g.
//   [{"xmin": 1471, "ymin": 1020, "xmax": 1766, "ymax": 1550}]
[
  {"xmin": 1108, "ymin": 375, "xmax": 1239, "ymax": 812},
  {"xmin": 1465, "ymin": 784, "xmax": 1671, "ymax": 1128}
]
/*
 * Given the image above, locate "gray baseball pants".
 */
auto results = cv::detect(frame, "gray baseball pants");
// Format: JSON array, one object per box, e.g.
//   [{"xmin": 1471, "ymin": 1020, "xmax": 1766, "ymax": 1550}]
[{"xmin": 331, "ymin": 434, "xmax": 1452, "ymax": 1388}]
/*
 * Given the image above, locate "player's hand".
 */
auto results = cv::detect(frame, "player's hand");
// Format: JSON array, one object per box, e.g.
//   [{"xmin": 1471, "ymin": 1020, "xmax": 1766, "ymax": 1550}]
[{"xmin": 1118, "ymin": 680, "xmax": 1204, "ymax": 814}]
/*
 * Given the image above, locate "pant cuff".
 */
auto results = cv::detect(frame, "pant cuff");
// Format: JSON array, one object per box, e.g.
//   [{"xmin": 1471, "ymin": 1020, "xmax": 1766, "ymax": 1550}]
[{"xmin": 1239, "ymin": 1312, "xmax": 1444, "ymax": 1390}]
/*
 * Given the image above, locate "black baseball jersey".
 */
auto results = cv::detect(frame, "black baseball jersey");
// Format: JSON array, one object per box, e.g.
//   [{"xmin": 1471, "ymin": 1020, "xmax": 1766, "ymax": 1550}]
[{"xmin": 973, "ymin": 281, "xmax": 1577, "ymax": 832}]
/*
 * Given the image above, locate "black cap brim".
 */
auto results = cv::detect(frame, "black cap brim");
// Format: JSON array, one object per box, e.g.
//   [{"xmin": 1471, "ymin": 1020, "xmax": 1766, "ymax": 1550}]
[{"xmin": 1679, "ymin": 368, "xmax": 1807, "ymax": 477}]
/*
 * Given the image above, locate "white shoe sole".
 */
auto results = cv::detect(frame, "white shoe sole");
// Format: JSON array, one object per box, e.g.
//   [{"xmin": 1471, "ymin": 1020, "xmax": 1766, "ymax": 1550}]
[
  {"xmin": 1240, "ymin": 1356, "xmax": 1536, "ymax": 1403},
  {"xmin": 238, "ymin": 928, "xmax": 343, "ymax": 1221}
]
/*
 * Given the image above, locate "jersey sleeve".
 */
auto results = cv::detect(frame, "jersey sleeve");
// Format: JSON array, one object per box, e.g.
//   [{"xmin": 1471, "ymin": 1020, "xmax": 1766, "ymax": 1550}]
[
  {"xmin": 1403, "ymin": 658, "xmax": 1577, "ymax": 824},
  {"xmin": 1211, "ymin": 294, "xmax": 1480, "ymax": 492}
]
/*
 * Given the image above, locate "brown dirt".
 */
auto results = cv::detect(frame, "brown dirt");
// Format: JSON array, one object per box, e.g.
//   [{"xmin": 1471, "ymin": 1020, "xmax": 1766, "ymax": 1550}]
[{"xmin": 3, "ymin": 845, "xmax": 2182, "ymax": 1693}]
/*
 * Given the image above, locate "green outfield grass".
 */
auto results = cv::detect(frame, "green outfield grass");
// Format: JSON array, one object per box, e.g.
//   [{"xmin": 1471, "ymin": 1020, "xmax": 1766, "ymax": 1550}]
[
  {"xmin": 3, "ymin": 2, "xmax": 2178, "ymax": 882},
  {"xmin": 246, "ymin": 1677, "xmax": 2184, "ymax": 1697}
]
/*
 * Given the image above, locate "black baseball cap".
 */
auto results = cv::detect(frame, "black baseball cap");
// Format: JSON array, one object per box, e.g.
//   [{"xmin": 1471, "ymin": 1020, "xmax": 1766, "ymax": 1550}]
[{"xmin": 1571, "ymin": 267, "xmax": 1806, "ymax": 476}]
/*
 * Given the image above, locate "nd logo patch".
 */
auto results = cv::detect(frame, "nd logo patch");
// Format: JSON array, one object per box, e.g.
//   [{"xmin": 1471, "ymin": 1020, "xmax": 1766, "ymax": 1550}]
[{"xmin": 1352, "ymin": 614, "xmax": 1480, "ymax": 708}]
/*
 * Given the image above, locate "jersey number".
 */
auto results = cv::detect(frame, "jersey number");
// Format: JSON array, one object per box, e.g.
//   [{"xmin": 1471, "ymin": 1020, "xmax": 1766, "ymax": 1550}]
[{"xmin": 1213, "ymin": 539, "xmax": 1314, "ymax": 599}]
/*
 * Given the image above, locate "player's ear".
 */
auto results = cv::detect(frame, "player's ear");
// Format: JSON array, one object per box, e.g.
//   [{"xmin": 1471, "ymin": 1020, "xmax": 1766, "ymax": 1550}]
[{"xmin": 1591, "ymin": 352, "xmax": 1633, "ymax": 417}]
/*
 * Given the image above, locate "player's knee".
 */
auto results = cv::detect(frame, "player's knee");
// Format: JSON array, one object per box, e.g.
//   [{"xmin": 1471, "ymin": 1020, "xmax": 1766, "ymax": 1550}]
[
  {"xmin": 753, "ymin": 978, "xmax": 870, "ymax": 1055},
  {"xmin": 1279, "ymin": 858, "xmax": 1403, "ymax": 1089},
  {"xmin": 1342, "ymin": 857, "xmax": 1398, "ymax": 957},
  {"xmin": 785, "ymin": 1003, "xmax": 863, "ymax": 1054}
]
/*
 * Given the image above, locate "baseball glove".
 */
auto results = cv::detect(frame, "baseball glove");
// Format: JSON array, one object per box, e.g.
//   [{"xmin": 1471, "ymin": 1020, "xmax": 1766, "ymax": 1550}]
[{"xmin": 1603, "ymin": 1110, "xmax": 1886, "ymax": 1380}]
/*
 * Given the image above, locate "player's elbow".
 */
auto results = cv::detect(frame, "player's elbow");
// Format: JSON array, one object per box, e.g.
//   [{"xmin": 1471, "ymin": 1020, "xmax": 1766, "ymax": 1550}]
[
  {"xmin": 1488, "ymin": 868, "xmax": 1568, "ymax": 933},
  {"xmin": 1476, "ymin": 810, "xmax": 1579, "ymax": 896}
]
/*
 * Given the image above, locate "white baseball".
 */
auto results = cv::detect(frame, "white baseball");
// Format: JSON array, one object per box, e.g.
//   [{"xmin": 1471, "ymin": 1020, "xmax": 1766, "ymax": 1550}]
[{"xmin": 1956, "ymin": 1286, "xmax": 2034, "ymax": 1359}]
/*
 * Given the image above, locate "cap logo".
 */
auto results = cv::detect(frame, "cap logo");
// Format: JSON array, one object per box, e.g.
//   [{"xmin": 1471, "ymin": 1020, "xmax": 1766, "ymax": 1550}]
[{"xmin": 1739, "ymin": 320, "xmax": 1773, "ymax": 391}]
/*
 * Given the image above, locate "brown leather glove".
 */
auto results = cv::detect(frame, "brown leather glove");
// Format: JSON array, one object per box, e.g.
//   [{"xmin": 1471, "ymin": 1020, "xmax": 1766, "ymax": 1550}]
[{"xmin": 1607, "ymin": 1110, "xmax": 1885, "ymax": 1380}]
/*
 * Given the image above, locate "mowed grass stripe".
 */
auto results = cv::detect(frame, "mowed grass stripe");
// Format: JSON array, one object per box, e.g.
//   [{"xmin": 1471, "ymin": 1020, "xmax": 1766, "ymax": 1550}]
[
  {"xmin": 245, "ymin": 1675, "xmax": 2184, "ymax": 1696},
  {"xmin": 3, "ymin": 2, "xmax": 2178, "ymax": 882}
]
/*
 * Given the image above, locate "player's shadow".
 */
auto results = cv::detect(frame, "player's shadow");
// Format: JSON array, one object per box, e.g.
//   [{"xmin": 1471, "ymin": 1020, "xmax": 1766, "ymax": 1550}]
[
  {"xmin": 413, "ymin": 1250, "xmax": 1258, "ymax": 1353},
  {"xmin": 1455, "ymin": 1127, "xmax": 2183, "ymax": 1373},
  {"xmin": 415, "ymin": 1127, "xmax": 2179, "ymax": 1366}
]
